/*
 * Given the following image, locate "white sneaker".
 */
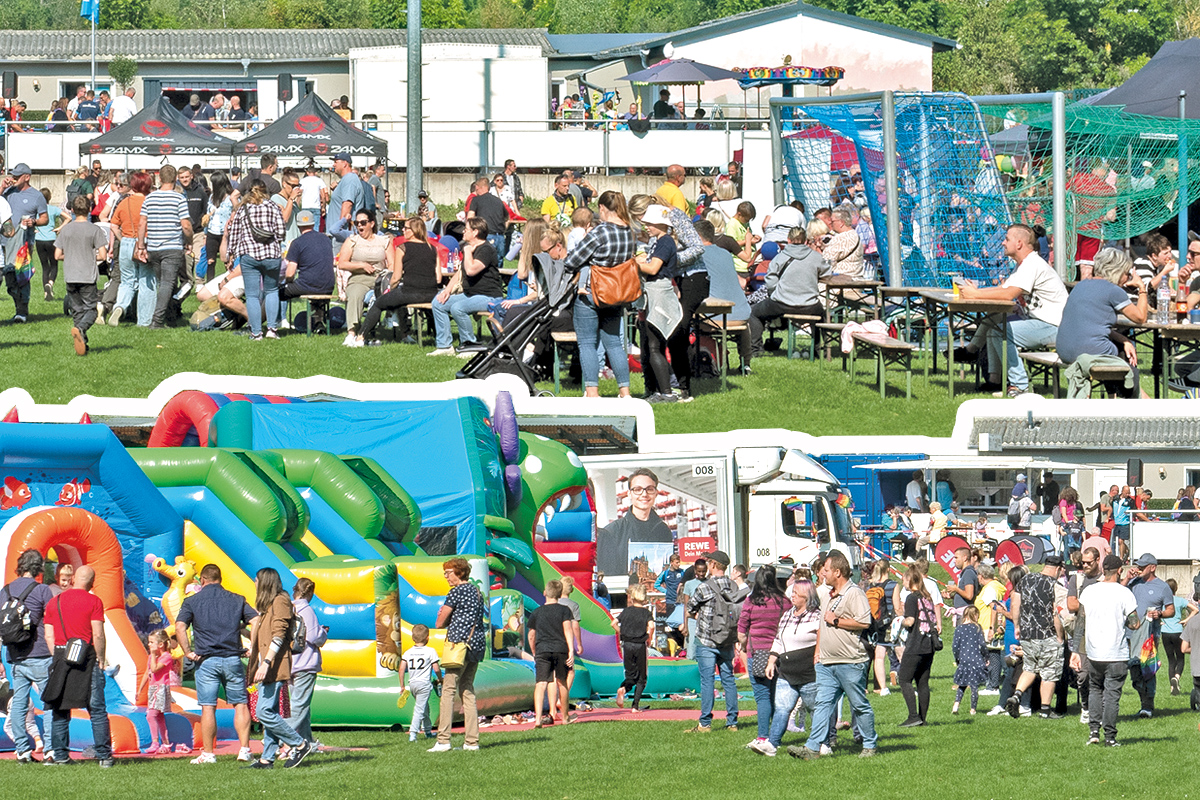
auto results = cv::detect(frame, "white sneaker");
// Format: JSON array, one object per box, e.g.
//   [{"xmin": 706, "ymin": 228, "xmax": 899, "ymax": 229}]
[
  {"xmin": 428, "ymin": 348, "xmax": 456, "ymax": 357},
  {"xmin": 343, "ymin": 332, "xmax": 357, "ymax": 346},
  {"xmin": 877, "ymin": 688, "xmax": 890, "ymax": 697},
  {"xmin": 237, "ymin": 746, "xmax": 253, "ymax": 762},
  {"xmin": 190, "ymin": 751, "xmax": 217, "ymax": 765},
  {"xmin": 749, "ymin": 739, "xmax": 777, "ymax": 757},
  {"xmin": 1080, "ymin": 710, "xmax": 1090, "ymax": 725},
  {"xmin": 462, "ymin": 744, "xmax": 479, "ymax": 751},
  {"xmin": 979, "ymin": 689, "xmax": 1000, "ymax": 696},
  {"xmin": 1019, "ymin": 706, "xmax": 1032, "ymax": 717},
  {"xmin": 819, "ymin": 744, "xmax": 833, "ymax": 756},
  {"xmin": 986, "ymin": 705, "xmax": 1006, "ymax": 716},
  {"xmin": 108, "ymin": 306, "xmax": 123, "ymax": 327},
  {"xmin": 428, "ymin": 742, "xmax": 452, "ymax": 752}
]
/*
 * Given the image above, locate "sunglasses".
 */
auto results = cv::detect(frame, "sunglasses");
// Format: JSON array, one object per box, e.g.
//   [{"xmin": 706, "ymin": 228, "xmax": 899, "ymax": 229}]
[
  {"xmin": 355, "ymin": 220, "xmax": 372, "ymax": 226},
  {"xmin": 1189, "ymin": 250, "xmax": 1200, "ymax": 258}
]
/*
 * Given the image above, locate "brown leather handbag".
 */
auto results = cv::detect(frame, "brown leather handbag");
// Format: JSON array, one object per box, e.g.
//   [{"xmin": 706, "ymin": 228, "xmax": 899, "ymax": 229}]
[{"xmin": 589, "ymin": 257, "xmax": 642, "ymax": 308}]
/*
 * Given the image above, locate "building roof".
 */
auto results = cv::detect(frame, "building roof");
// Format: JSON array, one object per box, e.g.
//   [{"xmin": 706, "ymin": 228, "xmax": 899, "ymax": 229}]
[
  {"xmin": 584, "ymin": 1, "xmax": 958, "ymax": 58},
  {"xmin": 545, "ymin": 33, "xmax": 660, "ymax": 56},
  {"xmin": 0, "ymin": 28, "xmax": 554, "ymax": 62},
  {"xmin": 970, "ymin": 417, "xmax": 1200, "ymax": 450}
]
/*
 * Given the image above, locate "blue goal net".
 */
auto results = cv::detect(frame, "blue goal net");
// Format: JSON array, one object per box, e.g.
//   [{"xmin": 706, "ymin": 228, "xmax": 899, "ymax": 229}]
[{"xmin": 779, "ymin": 92, "xmax": 1012, "ymax": 288}]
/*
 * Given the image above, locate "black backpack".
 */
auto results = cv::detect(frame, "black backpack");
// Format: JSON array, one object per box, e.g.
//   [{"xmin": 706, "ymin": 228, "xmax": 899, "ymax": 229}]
[
  {"xmin": 288, "ymin": 613, "xmax": 308, "ymax": 654},
  {"xmin": 0, "ymin": 582, "xmax": 38, "ymax": 646}
]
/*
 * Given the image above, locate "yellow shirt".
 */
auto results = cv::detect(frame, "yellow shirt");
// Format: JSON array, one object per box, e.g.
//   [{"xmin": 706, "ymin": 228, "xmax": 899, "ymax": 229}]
[
  {"xmin": 656, "ymin": 181, "xmax": 689, "ymax": 213},
  {"xmin": 541, "ymin": 193, "xmax": 576, "ymax": 225},
  {"xmin": 726, "ymin": 217, "xmax": 749, "ymax": 272}
]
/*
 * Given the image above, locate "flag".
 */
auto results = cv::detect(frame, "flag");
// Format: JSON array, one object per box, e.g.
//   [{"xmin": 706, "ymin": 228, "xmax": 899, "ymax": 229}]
[
  {"xmin": 13, "ymin": 240, "xmax": 32, "ymax": 285},
  {"xmin": 80, "ymin": 0, "xmax": 99, "ymax": 24},
  {"xmin": 1139, "ymin": 633, "xmax": 1160, "ymax": 677}
]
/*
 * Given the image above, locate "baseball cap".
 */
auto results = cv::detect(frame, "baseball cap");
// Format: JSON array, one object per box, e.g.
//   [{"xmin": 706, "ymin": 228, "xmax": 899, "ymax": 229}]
[
  {"xmin": 1134, "ymin": 553, "xmax": 1158, "ymax": 567},
  {"xmin": 759, "ymin": 241, "xmax": 780, "ymax": 261},
  {"xmin": 295, "ymin": 209, "xmax": 316, "ymax": 227},
  {"xmin": 705, "ymin": 549, "xmax": 730, "ymax": 567},
  {"xmin": 1102, "ymin": 554, "xmax": 1124, "ymax": 572},
  {"xmin": 1043, "ymin": 554, "xmax": 1064, "ymax": 567},
  {"xmin": 332, "ymin": 152, "xmax": 352, "ymax": 164},
  {"xmin": 418, "ymin": 190, "xmax": 428, "ymax": 198},
  {"xmin": 11, "ymin": 163, "xmax": 31, "ymax": 177},
  {"xmin": 641, "ymin": 204, "xmax": 671, "ymax": 227},
  {"xmin": 1016, "ymin": 473, "xmax": 1027, "ymax": 482}
]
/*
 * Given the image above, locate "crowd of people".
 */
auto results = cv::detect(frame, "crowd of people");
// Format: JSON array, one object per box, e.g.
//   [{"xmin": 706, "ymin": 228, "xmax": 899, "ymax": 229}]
[{"xmin": 0, "ymin": 550, "xmax": 492, "ymax": 764}]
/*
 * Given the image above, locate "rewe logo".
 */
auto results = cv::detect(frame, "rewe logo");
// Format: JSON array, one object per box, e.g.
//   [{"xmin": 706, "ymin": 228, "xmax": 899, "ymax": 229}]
[
  {"xmin": 141, "ymin": 120, "xmax": 170, "ymax": 138},
  {"xmin": 295, "ymin": 115, "xmax": 325, "ymax": 134}
]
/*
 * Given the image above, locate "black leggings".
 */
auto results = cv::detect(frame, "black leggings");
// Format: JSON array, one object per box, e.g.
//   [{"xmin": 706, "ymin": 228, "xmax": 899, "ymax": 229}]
[
  {"xmin": 639, "ymin": 316, "xmax": 672, "ymax": 396},
  {"xmin": 36, "ymin": 239, "xmax": 58, "ymax": 289},
  {"xmin": 205, "ymin": 233, "xmax": 223, "ymax": 277},
  {"xmin": 898, "ymin": 649, "xmax": 934, "ymax": 722},
  {"xmin": 360, "ymin": 283, "xmax": 436, "ymax": 340},
  {"xmin": 1162, "ymin": 632, "xmax": 1184, "ymax": 679},
  {"xmin": 620, "ymin": 641, "xmax": 648, "ymax": 709},
  {"xmin": 667, "ymin": 273, "xmax": 709, "ymax": 394}
]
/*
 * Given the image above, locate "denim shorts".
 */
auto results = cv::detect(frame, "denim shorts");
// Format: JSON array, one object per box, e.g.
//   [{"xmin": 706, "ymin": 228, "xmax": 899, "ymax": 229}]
[{"xmin": 195, "ymin": 654, "xmax": 248, "ymax": 706}]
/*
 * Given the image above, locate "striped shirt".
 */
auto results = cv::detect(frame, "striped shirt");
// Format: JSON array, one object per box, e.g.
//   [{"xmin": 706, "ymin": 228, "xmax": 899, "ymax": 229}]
[{"xmin": 139, "ymin": 189, "xmax": 188, "ymax": 252}]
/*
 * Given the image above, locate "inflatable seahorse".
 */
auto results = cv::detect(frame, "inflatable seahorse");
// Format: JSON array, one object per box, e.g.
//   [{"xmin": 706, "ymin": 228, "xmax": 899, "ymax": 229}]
[{"xmin": 146, "ymin": 554, "xmax": 199, "ymax": 626}]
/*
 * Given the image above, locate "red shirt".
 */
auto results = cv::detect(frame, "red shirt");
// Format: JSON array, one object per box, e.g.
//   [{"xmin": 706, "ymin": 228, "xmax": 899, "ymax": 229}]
[
  {"xmin": 1068, "ymin": 173, "xmax": 1115, "ymax": 233},
  {"xmin": 45, "ymin": 589, "xmax": 104, "ymax": 645}
]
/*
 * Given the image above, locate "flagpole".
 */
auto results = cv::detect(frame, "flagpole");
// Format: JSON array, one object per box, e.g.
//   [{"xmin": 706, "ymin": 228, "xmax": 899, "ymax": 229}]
[{"xmin": 91, "ymin": 0, "xmax": 96, "ymax": 91}]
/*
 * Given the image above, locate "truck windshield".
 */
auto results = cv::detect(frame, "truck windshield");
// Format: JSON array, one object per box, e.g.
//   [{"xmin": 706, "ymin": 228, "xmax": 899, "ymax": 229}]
[{"xmin": 780, "ymin": 499, "xmax": 830, "ymax": 544}]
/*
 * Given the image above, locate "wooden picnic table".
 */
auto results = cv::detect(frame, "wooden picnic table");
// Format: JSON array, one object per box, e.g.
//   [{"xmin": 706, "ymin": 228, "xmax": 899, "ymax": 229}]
[
  {"xmin": 918, "ymin": 290, "xmax": 1017, "ymax": 398},
  {"xmin": 820, "ymin": 274, "xmax": 883, "ymax": 323},
  {"xmin": 1121, "ymin": 320, "xmax": 1200, "ymax": 397}
]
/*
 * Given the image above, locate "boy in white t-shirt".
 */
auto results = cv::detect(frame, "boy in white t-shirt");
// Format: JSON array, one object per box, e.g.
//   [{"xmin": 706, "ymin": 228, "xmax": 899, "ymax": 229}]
[{"xmin": 399, "ymin": 624, "xmax": 440, "ymax": 742}]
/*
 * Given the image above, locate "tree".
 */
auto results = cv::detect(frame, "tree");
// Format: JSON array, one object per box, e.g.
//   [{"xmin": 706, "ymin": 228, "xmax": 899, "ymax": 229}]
[
  {"xmin": 369, "ymin": 0, "xmax": 467, "ymax": 28},
  {"xmin": 107, "ymin": 55, "xmax": 139, "ymax": 90},
  {"xmin": 100, "ymin": 0, "xmax": 156, "ymax": 28},
  {"xmin": 267, "ymin": 0, "xmax": 369, "ymax": 26}
]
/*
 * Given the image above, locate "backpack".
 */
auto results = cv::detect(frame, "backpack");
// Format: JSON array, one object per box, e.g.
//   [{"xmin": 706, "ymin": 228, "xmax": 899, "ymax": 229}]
[
  {"xmin": 288, "ymin": 613, "xmax": 308, "ymax": 654},
  {"xmin": 703, "ymin": 578, "xmax": 738, "ymax": 647},
  {"xmin": 1007, "ymin": 497, "xmax": 1021, "ymax": 528},
  {"xmin": 66, "ymin": 178, "xmax": 89, "ymax": 208},
  {"xmin": 0, "ymin": 581, "xmax": 38, "ymax": 646},
  {"xmin": 865, "ymin": 581, "xmax": 895, "ymax": 639}
]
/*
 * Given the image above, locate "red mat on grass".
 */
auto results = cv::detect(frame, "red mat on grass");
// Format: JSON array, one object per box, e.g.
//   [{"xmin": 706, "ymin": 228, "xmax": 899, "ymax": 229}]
[{"xmin": 478, "ymin": 706, "xmax": 757, "ymax": 733}]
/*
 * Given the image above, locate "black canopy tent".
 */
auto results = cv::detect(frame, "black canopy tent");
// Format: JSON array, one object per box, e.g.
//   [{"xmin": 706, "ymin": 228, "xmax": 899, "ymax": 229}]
[
  {"xmin": 233, "ymin": 92, "xmax": 387, "ymax": 160},
  {"xmin": 1099, "ymin": 38, "xmax": 1200, "ymax": 119},
  {"xmin": 79, "ymin": 96, "xmax": 235, "ymax": 156}
]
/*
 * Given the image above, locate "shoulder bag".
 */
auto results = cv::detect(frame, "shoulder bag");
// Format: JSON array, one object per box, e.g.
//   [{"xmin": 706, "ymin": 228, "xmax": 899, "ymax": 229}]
[
  {"xmin": 241, "ymin": 205, "xmax": 276, "ymax": 244},
  {"xmin": 56, "ymin": 600, "xmax": 90, "ymax": 666},
  {"xmin": 590, "ymin": 257, "xmax": 641, "ymax": 308},
  {"xmin": 923, "ymin": 601, "xmax": 943, "ymax": 651},
  {"xmin": 440, "ymin": 585, "xmax": 482, "ymax": 670}
]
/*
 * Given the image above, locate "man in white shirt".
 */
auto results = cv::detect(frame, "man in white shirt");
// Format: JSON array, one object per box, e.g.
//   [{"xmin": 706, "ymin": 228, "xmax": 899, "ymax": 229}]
[
  {"xmin": 109, "ymin": 87, "xmax": 137, "ymax": 125},
  {"xmin": 959, "ymin": 223, "xmax": 1069, "ymax": 397},
  {"xmin": 1072, "ymin": 554, "xmax": 1139, "ymax": 747}
]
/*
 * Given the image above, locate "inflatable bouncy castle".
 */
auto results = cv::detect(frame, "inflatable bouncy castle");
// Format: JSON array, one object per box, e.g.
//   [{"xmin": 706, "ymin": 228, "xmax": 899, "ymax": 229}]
[{"xmin": 0, "ymin": 389, "xmax": 696, "ymax": 753}]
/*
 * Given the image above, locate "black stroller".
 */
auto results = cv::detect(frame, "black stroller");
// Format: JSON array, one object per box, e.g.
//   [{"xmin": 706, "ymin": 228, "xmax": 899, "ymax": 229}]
[{"xmin": 456, "ymin": 275, "xmax": 580, "ymax": 393}]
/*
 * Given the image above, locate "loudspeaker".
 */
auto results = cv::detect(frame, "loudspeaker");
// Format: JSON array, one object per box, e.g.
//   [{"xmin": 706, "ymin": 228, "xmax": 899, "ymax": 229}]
[
  {"xmin": 2, "ymin": 72, "xmax": 16, "ymax": 100},
  {"xmin": 277, "ymin": 74, "xmax": 293, "ymax": 102},
  {"xmin": 1127, "ymin": 458, "xmax": 1143, "ymax": 487}
]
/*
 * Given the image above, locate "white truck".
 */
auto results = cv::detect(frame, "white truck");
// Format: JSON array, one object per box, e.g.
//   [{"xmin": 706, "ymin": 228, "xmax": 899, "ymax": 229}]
[{"xmin": 580, "ymin": 431, "xmax": 857, "ymax": 598}]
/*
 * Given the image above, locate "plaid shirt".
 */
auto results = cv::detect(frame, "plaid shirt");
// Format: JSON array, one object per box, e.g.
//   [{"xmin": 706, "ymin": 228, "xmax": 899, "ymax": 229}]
[
  {"xmin": 563, "ymin": 221, "xmax": 635, "ymax": 296},
  {"xmin": 226, "ymin": 200, "xmax": 285, "ymax": 261},
  {"xmin": 687, "ymin": 575, "xmax": 738, "ymax": 649}
]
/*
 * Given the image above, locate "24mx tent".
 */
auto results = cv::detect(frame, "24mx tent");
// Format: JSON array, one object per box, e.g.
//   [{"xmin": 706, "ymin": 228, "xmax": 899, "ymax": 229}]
[
  {"xmin": 80, "ymin": 96, "xmax": 235, "ymax": 157},
  {"xmin": 233, "ymin": 92, "xmax": 387, "ymax": 160}
]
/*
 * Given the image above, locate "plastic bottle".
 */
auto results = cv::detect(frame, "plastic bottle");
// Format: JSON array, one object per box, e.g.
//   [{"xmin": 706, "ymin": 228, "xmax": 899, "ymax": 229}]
[
  {"xmin": 1178, "ymin": 278, "xmax": 1189, "ymax": 323},
  {"xmin": 1158, "ymin": 277, "xmax": 1173, "ymax": 325}
]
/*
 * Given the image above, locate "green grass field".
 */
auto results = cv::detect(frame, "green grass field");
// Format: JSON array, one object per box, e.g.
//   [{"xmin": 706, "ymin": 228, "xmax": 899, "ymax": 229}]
[
  {"xmin": 2, "ymin": 279, "xmax": 994, "ymax": 437},
  {"xmin": 0, "ymin": 278, "xmax": 1191, "ymax": 797}
]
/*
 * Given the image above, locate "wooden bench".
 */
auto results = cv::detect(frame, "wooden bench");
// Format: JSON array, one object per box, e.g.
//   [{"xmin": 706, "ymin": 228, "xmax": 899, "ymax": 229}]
[
  {"xmin": 848, "ymin": 331, "xmax": 917, "ymax": 399},
  {"xmin": 405, "ymin": 302, "xmax": 491, "ymax": 348},
  {"xmin": 550, "ymin": 330, "xmax": 577, "ymax": 394},
  {"xmin": 1019, "ymin": 351, "xmax": 1064, "ymax": 398},
  {"xmin": 784, "ymin": 314, "xmax": 823, "ymax": 360},
  {"xmin": 292, "ymin": 294, "xmax": 335, "ymax": 337},
  {"xmin": 815, "ymin": 322, "xmax": 848, "ymax": 367},
  {"xmin": 1088, "ymin": 363, "xmax": 1134, "ymax": 397}
]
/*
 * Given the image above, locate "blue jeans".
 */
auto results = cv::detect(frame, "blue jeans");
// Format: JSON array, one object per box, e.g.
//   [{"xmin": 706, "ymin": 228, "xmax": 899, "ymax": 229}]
[
  {"xmin": 768, "ymin": 678, "xmax": 817, "ymax": 748},
  {"xmin": 805, "ymin": 661, "xmax": 877, "ymax": 751},
  {"xmin": 573, "ymin": 296, "xmax": 629, "ymax": 388},
  {"xmin": 194, "ymin": 655, "xmax": 248, "ymax": 706},
  {"xmin": 432, "ymin": 292, "xmax": 493, "ymax": 348},
  {"xmin": 749, "ymin": 671, "xmax": 775, "ymax": 739},
  {"xmin": 487, "ymin": 233, "xmax": 505, "ymax": 257},
  {"xmin": 114, "ymin": 236, "xmax": 138, "ymax": 315},
  {"xmin": 134, "ymin": 251, "xmax": 156, "ymax": 326},
  {"xmin": 286, "ymin": 670, "xmax": 318, "ymax": 742},
  {"xmin": 695, "ymin": 643, "xmax": 737, "ymax": 728},
  {"xmin": 52, "ymin": 663, "xmax": 112, "ymax": 761},
  {"xmin": 9, "ymin": 656, "xmax": 51, "ymax": 756},
  {"xmin": 242, "ymin": 255, "xmax": 282, "ymax": 335},
  {"xmin": 985, "ymin": 316, "xmax": 1058, "ymax": 390},
  {"xmin": 257, "ymin": 679, "xmax": 303, "ymax": 762}
]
